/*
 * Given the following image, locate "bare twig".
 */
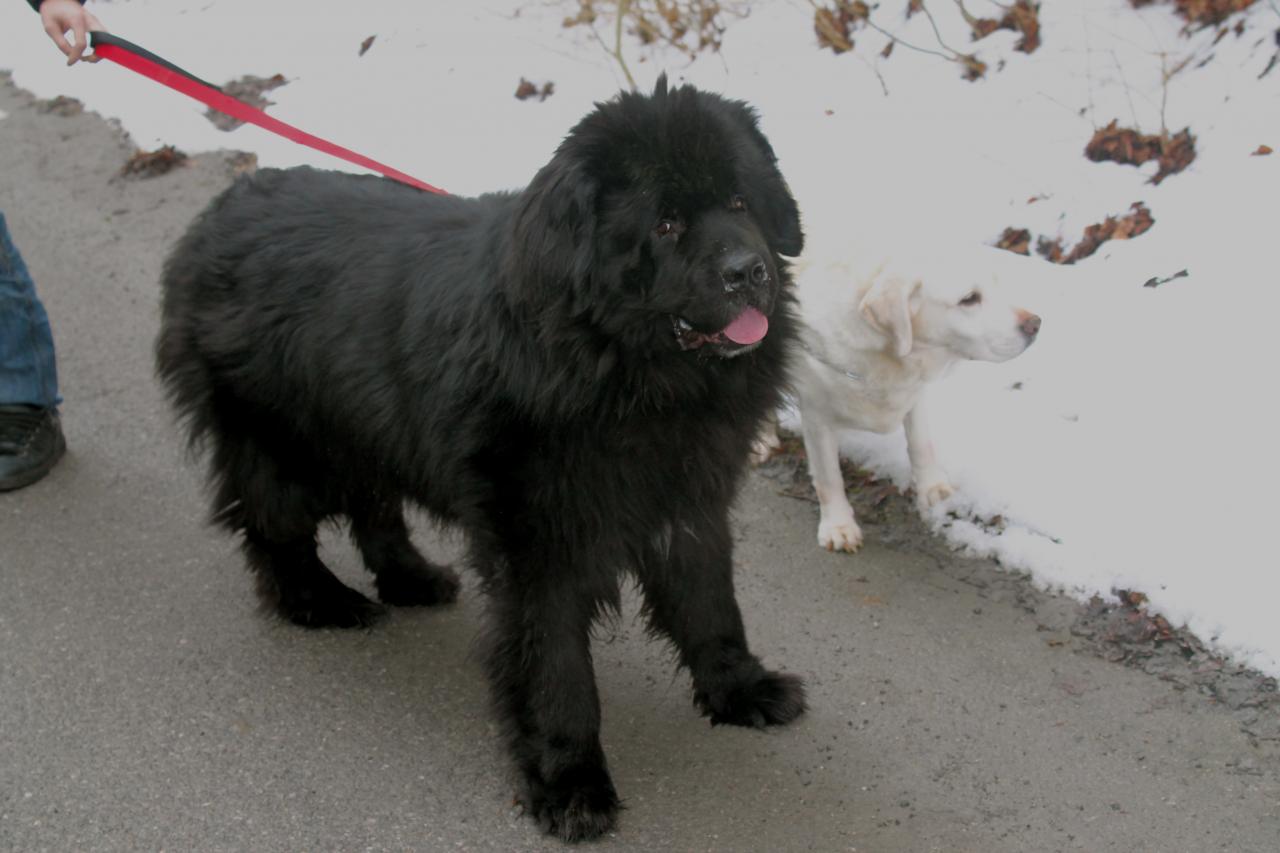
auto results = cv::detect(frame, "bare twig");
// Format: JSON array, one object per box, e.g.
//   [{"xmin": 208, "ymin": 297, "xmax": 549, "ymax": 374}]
[
  {"xmin": 918, "ymin": 0, "xmax": 967, "ymax": 56},
  {"xmin": 614, "ymin": 0, "xmax": 637, "ymax": 90},
  {"xmin": 1110, "ymin": 49, "xmax": 1141, "ymax": 130},
  {"xmin": 952, "ymin": 0, "xmax": 980, "ymax": 28},
  {"xmin": 1158, "ymin": 51, "xmax": 1195, "ymax": 136},
  {"xmin": 1158, "ymin": 52, "xmax": 1170, "ymax": 137},
  {"xmin": 1084, "ymin": 17, "xmax": 1097, "ymax": 125},
  {"xmin": 810, "ymin": 0, "xmax": 990, "ymax": 79},
  {"xmin": 822, "ymin": 0, "xmax": 966, "ymax": 63},
  {"xmin": 864, "ymin": 18, "xmax": 961, "ymax": 61},
  {"xmin": 857, "ymin": 51, "xmax": 891, "ymax": 96},
  {"xmin": 582, "ymin": 13, "xmax": 636, "ymax": 90},
  {"xmin": 569, "ymin": 0, "xmax": 744, "ymax": 91}
]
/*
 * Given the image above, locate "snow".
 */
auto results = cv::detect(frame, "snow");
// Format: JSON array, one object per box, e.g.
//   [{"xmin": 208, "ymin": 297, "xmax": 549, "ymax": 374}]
[{"xmin": 2, "ymin": 0, "xmax": 1277, "ymax": 674}]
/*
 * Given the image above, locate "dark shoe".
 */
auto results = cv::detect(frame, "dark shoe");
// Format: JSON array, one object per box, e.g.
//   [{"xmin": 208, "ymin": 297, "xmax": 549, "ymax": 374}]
[{"xmin": 0, "ymin": 405, "xmax": 66, "ymax": 491}]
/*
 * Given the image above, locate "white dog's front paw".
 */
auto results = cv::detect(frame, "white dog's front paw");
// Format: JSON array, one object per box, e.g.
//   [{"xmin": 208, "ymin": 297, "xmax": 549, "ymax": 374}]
[
  {"xmin": 915, "ymin": 479, "xmax": 955, "ymax": 511},
  {"xmin": 817, "ymin": 518, "xmax": 864, "ymax": 553}
]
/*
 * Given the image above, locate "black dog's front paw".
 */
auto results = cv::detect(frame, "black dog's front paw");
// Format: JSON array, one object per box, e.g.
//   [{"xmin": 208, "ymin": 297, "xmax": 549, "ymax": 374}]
[
  {"xmin": 696, "ymin": 668, "xmax": 807, "ymax": 728},
  {"xmin": 274, "ymin": 576, "xmax": 386, "ymax": 629},
  {"xmin": 375, "ymin": 559, "xmax": 460, "ymax": 607},
  {"xmin": 523, "ymin": 763, "xmax": 620, "ymax": 843}
]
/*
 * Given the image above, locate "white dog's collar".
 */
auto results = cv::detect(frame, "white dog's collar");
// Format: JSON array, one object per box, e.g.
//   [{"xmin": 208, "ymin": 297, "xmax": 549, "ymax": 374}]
[{"xmin": 798, "ymin": 340, "xmax": 862, "ymax": 383}]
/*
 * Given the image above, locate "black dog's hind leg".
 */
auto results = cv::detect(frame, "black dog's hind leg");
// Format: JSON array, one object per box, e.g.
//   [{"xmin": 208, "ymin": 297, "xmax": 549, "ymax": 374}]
[
  {"xmin": 636, "ymin": 513, "xmax": 806, "ymax": 728},
  {"xmin": 209, "ymin": 430, "xmax": 384, "ymax": 629},
  {"xmin": 483, "ymin": 560, "xmax": 621, "ymax": 842},
  {"xmin": 350, "ymin": 498, "xmax": 460, "ymax": 607}
]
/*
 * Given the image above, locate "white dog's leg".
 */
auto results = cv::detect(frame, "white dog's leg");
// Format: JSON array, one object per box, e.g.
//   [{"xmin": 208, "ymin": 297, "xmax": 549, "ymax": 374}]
[
  {"xmin": 904, "ymin": 404, "xmax": 953, "ymax": 512},
  {"xmin": 801, "ymin": 415, "xmax": 863, "ymax": 552},
  {"xmin": 749, "ymin": 412, "xmax": 782, "ymax": 466}
]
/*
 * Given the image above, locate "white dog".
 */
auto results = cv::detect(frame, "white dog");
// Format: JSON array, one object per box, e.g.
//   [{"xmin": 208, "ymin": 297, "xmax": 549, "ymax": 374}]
[{"xmin": 757, "ymin": 245, "xmax": 1041, "ymax": 552}]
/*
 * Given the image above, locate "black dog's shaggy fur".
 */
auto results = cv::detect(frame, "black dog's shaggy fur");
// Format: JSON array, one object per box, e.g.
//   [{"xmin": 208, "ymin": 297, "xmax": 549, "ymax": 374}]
[{"xmin": 156, "ymin": 78, "xmax": 806, "ymax": 841}]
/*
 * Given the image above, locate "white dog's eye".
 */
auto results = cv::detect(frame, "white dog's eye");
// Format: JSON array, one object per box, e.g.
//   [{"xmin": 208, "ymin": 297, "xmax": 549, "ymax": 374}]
[
  {"xmin": 959, "ymin": 291, "xmax": 982, "ymax": 307},
  {"xmin": 730, "ymin": 194, "xmax": 747, "ymax": 211}
]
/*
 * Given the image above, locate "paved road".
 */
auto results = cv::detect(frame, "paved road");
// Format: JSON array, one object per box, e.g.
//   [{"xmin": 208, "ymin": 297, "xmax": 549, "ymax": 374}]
[{"xmin": 2, "ymin": 75, "xmax": 1277, "ymax": 852}]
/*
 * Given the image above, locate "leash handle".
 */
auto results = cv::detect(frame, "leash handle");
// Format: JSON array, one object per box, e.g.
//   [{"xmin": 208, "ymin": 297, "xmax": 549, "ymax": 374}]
[{"xmin": 89, "ymin": 31, "xmax": 447, "ymax": 195}]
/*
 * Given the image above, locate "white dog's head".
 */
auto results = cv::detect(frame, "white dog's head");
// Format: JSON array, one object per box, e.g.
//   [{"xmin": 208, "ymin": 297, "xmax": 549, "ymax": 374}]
[{"xmin": 858, "ymin": 264, "xmax": 1040, "ymax": 363}]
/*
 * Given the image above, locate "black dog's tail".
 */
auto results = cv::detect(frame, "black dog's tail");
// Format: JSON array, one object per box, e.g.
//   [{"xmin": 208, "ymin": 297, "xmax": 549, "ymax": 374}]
[{"xmin": 154, "ymin": 182, "xmax": 245, "ymax": 454}]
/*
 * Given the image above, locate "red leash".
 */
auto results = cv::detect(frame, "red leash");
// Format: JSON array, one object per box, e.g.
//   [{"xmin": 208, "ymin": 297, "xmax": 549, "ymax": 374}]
[{"xmin": 89, "ymin": 32, "xmax": 447, "ymax": 195}]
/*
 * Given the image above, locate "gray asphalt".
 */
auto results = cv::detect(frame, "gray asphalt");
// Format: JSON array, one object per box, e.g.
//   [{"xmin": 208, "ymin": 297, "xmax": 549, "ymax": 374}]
[{"xmin": 2, "ymin": 73, "xmax": 1277, "ymax": 852}]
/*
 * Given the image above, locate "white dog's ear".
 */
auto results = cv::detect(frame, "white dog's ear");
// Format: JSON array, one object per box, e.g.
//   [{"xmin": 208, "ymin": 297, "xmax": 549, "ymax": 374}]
[{"xmin": 859, "ymin": 276, "xmax": 921, "ymax": 358}]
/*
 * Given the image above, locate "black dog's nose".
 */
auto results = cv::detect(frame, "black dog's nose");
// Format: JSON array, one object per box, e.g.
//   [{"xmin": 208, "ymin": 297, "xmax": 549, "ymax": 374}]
[{"xmin": 721, "ymin": 252, "xmax": 767, "ymax": 292}]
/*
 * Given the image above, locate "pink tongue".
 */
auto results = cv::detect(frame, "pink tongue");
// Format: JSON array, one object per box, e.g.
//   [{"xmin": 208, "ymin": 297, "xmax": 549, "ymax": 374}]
[{"xmin": 722, "ymin": 306, "xmax": 769, "ymax": 345}]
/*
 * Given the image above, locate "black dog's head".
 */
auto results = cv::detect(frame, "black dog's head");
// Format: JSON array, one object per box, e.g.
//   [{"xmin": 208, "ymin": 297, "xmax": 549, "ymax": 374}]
[{"xmin": 507, "ymin": 75, "xmax": 804, "ymax": 359}]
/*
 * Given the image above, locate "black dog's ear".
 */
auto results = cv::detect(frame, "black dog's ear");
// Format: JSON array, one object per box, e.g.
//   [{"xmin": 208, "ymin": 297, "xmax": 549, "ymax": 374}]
[
  {"xmin": 729, "ymin": 106, "xmax": 805, "ymax": 258},
  {"xmin": 760, "ymin": 176, "xmax": 804, "ymax": 258},
  {"xmin": 507, "ymin": 154, "xmax": 598, "ymax": 313}
]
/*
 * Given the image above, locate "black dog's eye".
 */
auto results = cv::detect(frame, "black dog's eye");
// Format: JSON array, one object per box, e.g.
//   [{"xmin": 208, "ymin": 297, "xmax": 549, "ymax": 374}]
[
  {"xmin": 959, "ymin": 291, "xmax": 982, "ymax": 307},
  {"xmin": 729, "ymin": 194, "xmax": 747, "ymax": 211},
  {"xmin": 655, "ymin": 220, "xmax": 681, "ymax": 238}
]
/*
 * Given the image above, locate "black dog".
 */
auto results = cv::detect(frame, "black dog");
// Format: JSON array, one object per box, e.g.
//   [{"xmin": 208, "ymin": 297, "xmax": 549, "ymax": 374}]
[{"xmin": 156, "ymin": 77, "xmax": 806, "ymax": 841}]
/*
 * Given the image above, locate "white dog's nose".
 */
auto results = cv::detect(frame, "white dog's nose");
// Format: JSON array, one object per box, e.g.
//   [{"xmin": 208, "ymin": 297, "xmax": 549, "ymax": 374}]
[{"xmin": 1018, "ymin": 310, "xmax": 1042, "ymax": 340}]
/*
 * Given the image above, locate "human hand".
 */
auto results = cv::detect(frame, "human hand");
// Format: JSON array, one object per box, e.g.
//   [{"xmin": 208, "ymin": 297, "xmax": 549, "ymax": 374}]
[{"xmin": 39, "ymin": 0, "xmax": 106, "ymax": 66}]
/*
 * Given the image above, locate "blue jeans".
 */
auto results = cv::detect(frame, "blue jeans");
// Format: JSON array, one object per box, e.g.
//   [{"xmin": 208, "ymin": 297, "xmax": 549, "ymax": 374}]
[{"xmin": 0, "ymin": 211, "xmax": 60, "ymax": 408}]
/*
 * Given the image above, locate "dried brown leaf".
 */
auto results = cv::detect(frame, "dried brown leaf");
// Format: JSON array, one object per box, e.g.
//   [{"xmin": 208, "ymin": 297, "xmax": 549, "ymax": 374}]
[
  {"xmin": 970, "ymin": 1, "xmax": 1042, "ymax": 53},
  {"xmin": 814, "ymin": 7, "xmax": 854, "ymax": 54},
  {"xmin": 995, "ymin": 227, "xmax": 1032, "ymax": 256},
  {"xmin": 564, "ymin": 1, "xmax": 745, "ymax": 60},
  {"xmin": 814, "ymin": 1, "xmax": 872, "ymax": 54},
  {"xmin": 207, "ymin": 74, "xmax": 287, "ymax": 132},
  {"xmin": 515, "ymin": 78, "xmax": 556, "ymax": 102},
  {"xmin": 120, "ymin": 145, "xmax": 188, "ymax": 179},
  {"xmin": 515, "ymin": 77, "xmax": 538, "ymax": 100},
  {"xmin": 1128, "ymin": 0, "xmax": 1258, "ymax": 29},
  {"xmin": 36, "ymin": 95, "xmax": 83, "ymax": 117},
  {"xmin": 1037, "ymin": 202, "xmax": 1155, "ymax": 265},
  {"xmin": 1085, "ymin": 121, "xmax": 1196, "ymax": 184},
  {"xmin": 960, "ymin": 54, "xmax": 988, "ymax": 80}
]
